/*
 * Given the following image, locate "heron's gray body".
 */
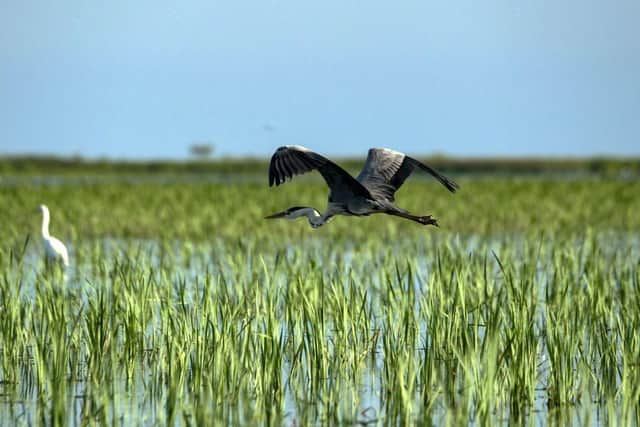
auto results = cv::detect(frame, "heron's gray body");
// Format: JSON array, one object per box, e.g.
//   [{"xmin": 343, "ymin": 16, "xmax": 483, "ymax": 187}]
[{"xmin": 266, "ymin": 145, "xmax": 458, "ymax": 227}]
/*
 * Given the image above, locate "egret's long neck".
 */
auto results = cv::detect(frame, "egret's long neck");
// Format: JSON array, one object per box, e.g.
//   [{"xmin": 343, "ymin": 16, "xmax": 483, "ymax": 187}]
[{"xmin": 41, "ymin": 209, "xmax": 50, "ymax": 238}]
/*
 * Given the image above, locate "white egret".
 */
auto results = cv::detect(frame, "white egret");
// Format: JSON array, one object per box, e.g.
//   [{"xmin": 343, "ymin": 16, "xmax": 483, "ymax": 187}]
[{"xmin": 38, "ymin": 204, "xmax": 69, "ymax": 267}]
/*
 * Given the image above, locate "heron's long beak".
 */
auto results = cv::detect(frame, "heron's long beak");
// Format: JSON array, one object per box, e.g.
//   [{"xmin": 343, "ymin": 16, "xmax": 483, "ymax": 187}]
[{"xmin": 264, "ymin": 211, "xmax": 287, "ymax": 219}]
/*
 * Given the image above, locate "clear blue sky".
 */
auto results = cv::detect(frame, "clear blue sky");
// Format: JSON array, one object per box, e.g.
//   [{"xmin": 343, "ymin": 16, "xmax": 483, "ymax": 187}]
[{"xmin": 1, "ymin": 1, "xmax": 639, "ymax": 159}]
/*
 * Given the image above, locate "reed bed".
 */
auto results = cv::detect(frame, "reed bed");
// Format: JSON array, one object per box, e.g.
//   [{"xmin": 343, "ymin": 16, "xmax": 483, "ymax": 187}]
[{"xmin": 0, "ymin": 175, "xmax": 639, "ymax": 425}]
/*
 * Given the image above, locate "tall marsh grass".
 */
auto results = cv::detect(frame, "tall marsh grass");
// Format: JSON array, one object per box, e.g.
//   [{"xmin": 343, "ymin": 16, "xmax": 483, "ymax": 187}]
[{"xmin": 0, "ymin": 175, "xmax": 639, "ymax": 425}]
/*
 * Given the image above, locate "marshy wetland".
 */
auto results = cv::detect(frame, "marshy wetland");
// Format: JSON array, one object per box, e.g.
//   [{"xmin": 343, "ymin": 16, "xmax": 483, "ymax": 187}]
[{"xmin": 1, "ymin": 165, "xmax": 639, "ymax": 425}]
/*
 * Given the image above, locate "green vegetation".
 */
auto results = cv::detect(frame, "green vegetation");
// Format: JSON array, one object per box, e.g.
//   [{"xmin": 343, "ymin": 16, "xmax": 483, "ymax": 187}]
[
  {"xmin": 2, "ymin": 154, "xmax": 640, "ymax": 177},
  {"xmin": 0, "ymin": 170, "xmax": 639, "ymax": 425}
]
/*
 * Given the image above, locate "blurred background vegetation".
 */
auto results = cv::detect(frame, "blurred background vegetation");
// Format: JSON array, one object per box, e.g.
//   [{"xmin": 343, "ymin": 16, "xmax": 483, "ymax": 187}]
[{"xmin": 2, "ymin": 155, "xmax": 639, "ymax": 177}]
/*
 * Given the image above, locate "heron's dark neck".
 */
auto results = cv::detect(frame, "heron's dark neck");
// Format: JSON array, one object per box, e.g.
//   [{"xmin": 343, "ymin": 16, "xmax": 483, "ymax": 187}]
[{"xmin": 287, "ymin": 207, "xmax": 331, "ymax": 227}]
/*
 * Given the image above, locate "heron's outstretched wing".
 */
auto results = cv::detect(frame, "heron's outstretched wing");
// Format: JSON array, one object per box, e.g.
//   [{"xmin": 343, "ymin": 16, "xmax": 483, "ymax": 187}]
[
  {"xmin": 356, "ymin": 148, "xmax": 459, "ymax": 201},
  {"xmin": 268, "ymin": 146, "xmax": 371, "ymax": 201}
]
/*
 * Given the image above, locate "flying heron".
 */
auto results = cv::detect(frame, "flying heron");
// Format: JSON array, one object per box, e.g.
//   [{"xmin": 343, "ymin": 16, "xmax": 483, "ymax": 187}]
[
  {"xmin": 265, "ymin": 146, "xmax": 458, "ymax": 228},
  {"xmin": 38, "ymin": 204, "xmax": 69, "ymax": 267}
]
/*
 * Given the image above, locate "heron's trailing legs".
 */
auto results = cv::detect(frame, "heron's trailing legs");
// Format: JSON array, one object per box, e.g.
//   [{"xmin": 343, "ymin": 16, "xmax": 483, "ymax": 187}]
[{"xmin": 387, "ymin": 210, "xmax": 439, "ymax": 227}]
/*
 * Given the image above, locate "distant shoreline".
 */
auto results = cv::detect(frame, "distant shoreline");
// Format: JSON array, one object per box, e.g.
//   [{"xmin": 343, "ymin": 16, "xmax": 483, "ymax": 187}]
[{"xmin": 1, "ymin": 155, "xmax": 639, "ymax": 176}]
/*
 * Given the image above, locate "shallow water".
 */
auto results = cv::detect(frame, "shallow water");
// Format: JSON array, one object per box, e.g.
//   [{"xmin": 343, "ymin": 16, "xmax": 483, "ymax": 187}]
[
  {"xmin": 1, "ymin": 233, "xmax": 639, "ymax": 425},
  {"xmin": 0, "ymin": 173, "xmax": 265, "ymax": 188}
]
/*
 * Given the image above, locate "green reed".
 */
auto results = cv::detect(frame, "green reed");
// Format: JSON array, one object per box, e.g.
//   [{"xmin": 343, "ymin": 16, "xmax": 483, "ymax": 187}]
[{"xmin": 0, "ymin": 175, "xmax": 638, "ymax": 425}]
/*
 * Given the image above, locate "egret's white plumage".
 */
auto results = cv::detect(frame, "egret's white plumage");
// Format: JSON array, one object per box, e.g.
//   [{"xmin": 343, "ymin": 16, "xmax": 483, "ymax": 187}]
[{"xmin": 39, "ymin": 204, "xmax": 69, "ymax": 267}]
